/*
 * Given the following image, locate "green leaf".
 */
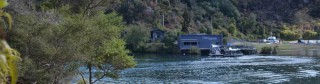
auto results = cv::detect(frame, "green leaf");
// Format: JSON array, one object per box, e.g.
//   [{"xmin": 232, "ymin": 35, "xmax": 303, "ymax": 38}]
[
  {"xmin": 0, "ymin": 0, "xmax": 8, "ymax": 8},
  {"xmin": 2, "ymin": 40, "xmax": 20, "ymax": 84},
  {"xmin": 3, "ymin": 12, "xmax": 12, "ymax": 30}
]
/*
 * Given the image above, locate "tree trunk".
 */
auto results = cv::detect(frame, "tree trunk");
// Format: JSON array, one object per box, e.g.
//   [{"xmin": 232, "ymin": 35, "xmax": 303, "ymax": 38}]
[{"xmin": 88, "ymin": 63, "xmax": 92, "ymax": 84}]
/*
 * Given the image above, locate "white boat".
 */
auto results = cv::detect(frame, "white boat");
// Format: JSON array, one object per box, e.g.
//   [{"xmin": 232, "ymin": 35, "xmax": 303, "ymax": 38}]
[
  {"xmin": 209, "ymin": 45, "xmax": 243, "ymax": 57},
  {"xmin": 223, "ymin": 47, "xmax": 243, "ymax": 57},
  {"xmin": 209, "ymin": 44, "xmax": 224, "ymax": 56}
]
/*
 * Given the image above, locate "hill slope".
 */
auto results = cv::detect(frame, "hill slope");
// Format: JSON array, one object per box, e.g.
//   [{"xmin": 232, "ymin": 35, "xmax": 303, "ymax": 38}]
[
  {"xmin": 7, "ymin": 0, "xmax": 320, "ymax": 40},
  {"xmin": 115, "ymin": 0, "xmax": 320, "ymax": 40}
]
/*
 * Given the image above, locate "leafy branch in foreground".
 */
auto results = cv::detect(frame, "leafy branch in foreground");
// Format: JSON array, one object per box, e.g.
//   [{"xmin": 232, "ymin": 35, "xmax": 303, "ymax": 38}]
[{"xmin": 0, "ymin": 0, "xmax": 20, "ymax": 84}]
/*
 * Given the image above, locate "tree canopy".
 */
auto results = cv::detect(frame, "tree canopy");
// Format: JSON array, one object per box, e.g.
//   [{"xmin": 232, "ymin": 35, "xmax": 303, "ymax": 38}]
[{"xmin": 8, "ymin": 1, "xmax": 136, "ymax": 84}]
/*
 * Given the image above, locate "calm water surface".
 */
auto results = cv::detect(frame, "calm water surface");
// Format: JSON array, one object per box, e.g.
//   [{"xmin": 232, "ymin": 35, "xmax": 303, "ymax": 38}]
[{"xmin": 102, "ymin": 54, "xmax": 320, "ymax": 84}]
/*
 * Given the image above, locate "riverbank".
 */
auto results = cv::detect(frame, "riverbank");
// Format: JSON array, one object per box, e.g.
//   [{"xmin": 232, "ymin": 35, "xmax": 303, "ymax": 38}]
[
  {"xmin": 252, "ymin": 42, "xmax": 320, "ymax": 56},
  {"xmin": 129, "ymin": 41, "xmax": 320, "ymax": 57}
]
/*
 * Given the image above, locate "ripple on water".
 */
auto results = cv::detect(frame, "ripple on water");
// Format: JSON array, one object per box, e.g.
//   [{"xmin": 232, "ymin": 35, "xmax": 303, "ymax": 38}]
[
  {"xmin": 112, "ymin": 55, "xmax": 319, "ymax": 83},
  {"xmin": 297, "ymin": 69, "xmax": 319, "ymax": 77},
  {"xmin": 247, "ymin": 71, "xmax": 290, "ymax": 83}
]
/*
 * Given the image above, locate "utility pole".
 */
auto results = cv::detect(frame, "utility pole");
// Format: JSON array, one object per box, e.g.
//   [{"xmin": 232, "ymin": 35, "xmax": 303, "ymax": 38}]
[
  {"xmin": 270, "ymin": 21, "xmax": 273, "ymax": 36},
  {"xmin": 210, "ymin": 17, "xmax": 212, "ymax": 28},
  {"xmin": 162, "ymin": 13, "xmax": 164, "ymax": 26},
  {"xmin": 263, "ymin": 25, "xmax": 265, "ymax": 39}
]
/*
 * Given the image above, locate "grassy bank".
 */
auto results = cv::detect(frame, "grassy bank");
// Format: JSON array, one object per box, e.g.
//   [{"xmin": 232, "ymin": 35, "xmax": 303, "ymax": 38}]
[{"xmin": 252, "ymin": 42, "xmax": 320, "ymax": 56}]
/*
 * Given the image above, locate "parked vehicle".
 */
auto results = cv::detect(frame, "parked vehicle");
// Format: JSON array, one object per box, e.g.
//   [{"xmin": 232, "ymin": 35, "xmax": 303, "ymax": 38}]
[
  {"xmin": 258, "ymin": 39, "xmax": 267, "ymax": 43},
  {"xmin": 267, "ymin": 36, "xmax": 280, "ymax": 43}
]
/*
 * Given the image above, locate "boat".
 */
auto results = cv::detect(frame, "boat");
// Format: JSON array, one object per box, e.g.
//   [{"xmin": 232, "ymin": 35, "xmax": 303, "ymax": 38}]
[
  {"xmin": 209, "ymin": 44, "xmax": 224, "ymax": 56},
  {"xmin": 222, "ymin": 47, "xmax": 243, "ymax": 57},
  {"xmin": 209, "ymin": 44, "xmax": 243, "ymax": 57}
]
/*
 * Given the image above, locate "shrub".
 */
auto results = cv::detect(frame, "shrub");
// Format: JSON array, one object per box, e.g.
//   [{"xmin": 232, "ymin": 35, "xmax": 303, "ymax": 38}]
[
  {"xmin": 272, "ymin": 45, "xmax": 279, "ymax": 54},
  {"xmin": 260, "ymin": 46, "xmax": 279, "ymax": 55},
  {"xmin": 123, "ymin": 24, "xmax": 150, "ymax": 52},
  {"xmin": 189, "ymin": 46, "xmax": 200, "ymax": 55},
  {"xmin": 280, "ymin": 25, "xmax": 301, "ymax": 41},
  {"xmin": 280, "ymin": 29, "xmax": 300, "ymax": 41},
  {"xmin": 162, "ymin": 31, "xmax": 180, "ymax": 54},
  {"xmin": 260, "ymin": 46, "xmax": 272, "ymax": 54},
  {"xmin": 144, "ymin": 43, "xmax": 165, "ymax": 53},
  {"xmin": 303, "ymin": 30, "xmax": 318, "ymax": 40}
]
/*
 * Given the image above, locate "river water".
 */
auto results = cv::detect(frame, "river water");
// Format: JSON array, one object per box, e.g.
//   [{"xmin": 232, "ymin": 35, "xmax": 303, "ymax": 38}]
[{"xmin": 101, "ymin": 54, "xmax": 320, "ymax": 84}]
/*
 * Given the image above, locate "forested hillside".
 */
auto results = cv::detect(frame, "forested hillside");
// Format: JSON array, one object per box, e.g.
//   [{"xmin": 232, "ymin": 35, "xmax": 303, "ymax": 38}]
[
  {"xmin": 116, "ymin": 0, "xmax": 320, "ymax": 40},
  {"xmin": 117, "ymin": 0, "xmax": 320, "ymax": 52},
  {"xmin": 7, "ymin": 0, "xmax": 320, "ymax": 40}
]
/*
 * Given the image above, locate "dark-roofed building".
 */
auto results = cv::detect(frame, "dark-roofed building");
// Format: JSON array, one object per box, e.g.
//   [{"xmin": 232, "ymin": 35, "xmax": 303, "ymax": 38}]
[{"xmin": 150, "ymin": 29, "xmax": 165, "ymax": 42}]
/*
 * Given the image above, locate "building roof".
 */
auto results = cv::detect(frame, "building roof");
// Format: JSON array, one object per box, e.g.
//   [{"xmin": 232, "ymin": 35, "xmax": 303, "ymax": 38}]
[{"xmin": 151, "ymin": 29, "xmax": 165, "ymax": 32}]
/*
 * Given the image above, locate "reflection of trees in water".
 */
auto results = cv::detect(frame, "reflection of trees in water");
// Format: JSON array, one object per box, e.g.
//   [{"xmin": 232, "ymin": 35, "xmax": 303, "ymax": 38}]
[
  {"xmin": 301, "ymin": 49, "xmax": 320, "ymax": 56},
  {"xmin": 305, "ymin": 48, "xmax": 309, "ymax": 56},
  {"xmin": 313, "ymin": 50, "xmax": 319, "ymax": 56},
  {"xmin": 280, "ymin": 49, "xmax": 320, "ymax": 56},
  {"xmin": 309, "ymin": 49, "xmax": 320, "ymax": 56},
  {"xmin": 115, "ymin": 55, "xmax": 320, "ymax": 83}
]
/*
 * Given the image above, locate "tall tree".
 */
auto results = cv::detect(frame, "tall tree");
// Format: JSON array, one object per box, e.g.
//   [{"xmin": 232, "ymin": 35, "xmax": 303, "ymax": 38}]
[
  {"xmin": 10, "ymin": 5, "xmax": 136, "ymax": 84},
  {"xmin": 181, "ymin": 9, "xmax": 190, "ymax": 33},
  {"xmin": 124, "ymin": 24, "xmax": 150, "ymax": 52},
  {"xmin": 81, "ymin": 12, "xmax": 136, "ymax": 84}
]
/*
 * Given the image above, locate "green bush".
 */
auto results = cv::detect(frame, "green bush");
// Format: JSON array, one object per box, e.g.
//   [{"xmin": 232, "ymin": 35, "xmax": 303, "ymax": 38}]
[
  {"xmin": 280, "ymin": 25, "xmax": 301, "ymax": 41},
  {"xmin": 189, "ymin": 46, "xmax": 200, "ymax": 55},
  {"xmin": 198, "ymin": 27, "xmax": 207, "ymax": 34},
  {"xmin": 144, "ymin": 43, "xmax": 165, "ymax": 53},
  {"xmin": 280, "ymin": 30, "xmax": 300, "ymax": 41},
  {"xmin": 303, "ymin": 30, "xmax": 318, "ymax": 40},
  {"xmin": 260, "ymin": 46, "xmax": 279, "ymax": 55},
  {"xmin": 123, "ymin": 24, "xmax": 150, "ymax": 52},
  {"xmin": 260, "ymin": 46, "xmax": 272, "ymax": 54},
  {"xmin": 272, "ymin": 45, "xmax": 279, "ymax": 54},
  {"xmin": 162, "ymin": 31, "xmax": 180, "ymax": 54}
]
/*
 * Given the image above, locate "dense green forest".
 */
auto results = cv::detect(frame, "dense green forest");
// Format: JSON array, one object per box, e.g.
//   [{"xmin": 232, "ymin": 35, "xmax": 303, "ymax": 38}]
[
  {"xmin": 120, "ymin": 0, "xmax": 320, "ymax": 52},
  {"xmin": 117, "ymin": 0, "xmax": 320, "ymax": 40},
  {"xmin": 2, "ymin": 0, "xmax": 320, "ymax": 83}
]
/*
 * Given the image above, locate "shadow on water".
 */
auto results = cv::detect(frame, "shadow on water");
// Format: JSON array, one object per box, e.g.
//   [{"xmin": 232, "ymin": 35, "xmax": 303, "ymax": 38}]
[{"xmin": 97, "ymin": 54, "xmax": 320, "ymax": 83}]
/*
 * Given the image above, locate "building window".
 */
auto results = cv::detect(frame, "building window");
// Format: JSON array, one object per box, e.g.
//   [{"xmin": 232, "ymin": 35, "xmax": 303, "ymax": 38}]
[
  {"xmin": 191, "ymin": 42, "xmax": 197, "ymax": 45},
  {"xmin": 183, "ymin": 42, "xmax": 197, "ymax": 46},
  {"xmin": 183, "ymin": 42, "xmax": 190, "ymax": 45}
]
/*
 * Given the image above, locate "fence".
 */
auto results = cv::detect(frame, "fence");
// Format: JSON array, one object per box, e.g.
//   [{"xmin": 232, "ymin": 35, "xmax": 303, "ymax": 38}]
[{"xmin": 300, "ymin": 40, "xmax": 320, "ymax": 44}]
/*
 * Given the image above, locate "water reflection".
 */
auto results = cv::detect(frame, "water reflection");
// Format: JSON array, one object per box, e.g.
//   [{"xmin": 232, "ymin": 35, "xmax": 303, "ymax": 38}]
[
  {"xmin": 279, "ymin": 49, "xmax": 320, "ymax": 57},
  {"xmin": 101, "ymin": 54, "xmax": 320, "ymax": 84}
]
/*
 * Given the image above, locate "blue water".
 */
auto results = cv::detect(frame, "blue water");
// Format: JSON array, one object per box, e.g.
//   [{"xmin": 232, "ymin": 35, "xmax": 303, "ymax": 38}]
[{"xmin": 95, "ymin": 54, "xmax": 320, "ymax": 84}]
